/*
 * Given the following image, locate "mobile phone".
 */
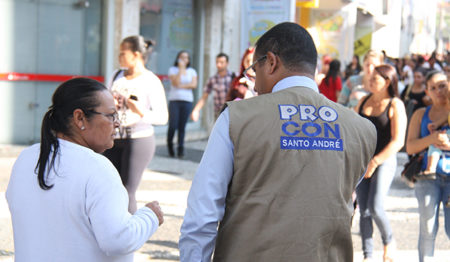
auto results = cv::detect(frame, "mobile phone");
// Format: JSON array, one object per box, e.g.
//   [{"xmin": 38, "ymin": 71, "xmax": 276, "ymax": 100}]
[{"xmin": 129, "ymin": 95, "xmax": 138, "ymax": 101}]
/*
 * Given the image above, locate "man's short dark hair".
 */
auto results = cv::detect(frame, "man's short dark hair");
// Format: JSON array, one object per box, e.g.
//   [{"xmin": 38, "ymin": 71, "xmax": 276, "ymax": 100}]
[
  {"xmin": 217, "ymin": 53, "xmax": 229, "ymax": 62},
  {"xmin": 254, "ymin": 22, "xmax": 317, "ymax": 75}
]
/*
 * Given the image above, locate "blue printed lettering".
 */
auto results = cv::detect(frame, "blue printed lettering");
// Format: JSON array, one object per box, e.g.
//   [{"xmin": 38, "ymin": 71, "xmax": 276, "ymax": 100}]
[
  {"xmin": 323, "ymin": 123, "xmax": 340, "ymax": 138},
  {"xmin": 302, "ymin": 122, "xmax": 322, "ymax": 137},
  {"xmin": 282, "ymin": 121, "xmax": 300, "ymax": 136}
]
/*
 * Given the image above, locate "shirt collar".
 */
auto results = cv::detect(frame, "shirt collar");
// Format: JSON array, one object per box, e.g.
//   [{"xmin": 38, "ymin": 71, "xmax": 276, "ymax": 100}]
[{"xmin": 272, "ymin": 76, "xmax": 319, "ymax": 93}]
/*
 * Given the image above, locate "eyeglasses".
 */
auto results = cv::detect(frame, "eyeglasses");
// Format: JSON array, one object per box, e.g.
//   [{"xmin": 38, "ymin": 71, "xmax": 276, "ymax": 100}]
[
  {"xmin": 87, "ymin": 110, "xmax": 119, "ymax": 123},
  {"xmin": 243, "ymin": 55, "xmax": 267, "ymax": 80}
]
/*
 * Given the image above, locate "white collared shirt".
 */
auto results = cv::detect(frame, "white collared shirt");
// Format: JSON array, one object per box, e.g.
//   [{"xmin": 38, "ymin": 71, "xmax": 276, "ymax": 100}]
[{"xmin": 179, "ymin": 76, "xmax": 318, "ymax": 261}]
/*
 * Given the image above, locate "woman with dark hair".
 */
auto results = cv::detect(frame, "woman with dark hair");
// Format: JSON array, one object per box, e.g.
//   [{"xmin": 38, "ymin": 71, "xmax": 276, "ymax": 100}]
[
  {"xmin": 104, "ymin": 35, "xmax": 168, "ymax": 214},
  {"xmin": 167, "ymin": 50, "xmax": 197, "ymax": 158},
  {"xmin": 318, "ymin": 59, "xmax": 342, "ymax": 102},
  {"xmin": 6, "ymin": 78, "xmax": 163, "ymax": 261},
  {"xmin": 400, "ymin": 67, "xmax": 431, "ymax": 120},
  {"xmin": 406, "ymin": 71, "xmax": 450, "ymax": 262},
  {"xmin": 354, "ymin": 64, "xmax": 407, "ymax": 262},
  {"xmin": 226, "ymin": 47, "xmax": 256, "ymax": 101},
  {"xmin": 344, "ymin": 54, "xmax": 362, "ymax": 80}
]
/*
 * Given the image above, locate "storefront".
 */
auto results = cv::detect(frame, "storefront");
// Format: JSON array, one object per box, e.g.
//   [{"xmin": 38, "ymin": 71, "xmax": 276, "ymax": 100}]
[
  {"xmin": 0, "ymin": 0, "xmax": 104, "ymax": 144},
  {"xmin": 0, "ymin": 0, "xmax": 207, "ymax": 144}
]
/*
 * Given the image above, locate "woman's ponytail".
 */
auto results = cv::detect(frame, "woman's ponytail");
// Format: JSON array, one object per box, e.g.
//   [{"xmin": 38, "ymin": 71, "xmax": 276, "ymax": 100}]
[
  {"xmin": 34, "ymin": 77, "xmax": 106, "ymax": 190},
  {"xmin": 35, "ymin": 109, "xmax": 58, "ymax": 190}
]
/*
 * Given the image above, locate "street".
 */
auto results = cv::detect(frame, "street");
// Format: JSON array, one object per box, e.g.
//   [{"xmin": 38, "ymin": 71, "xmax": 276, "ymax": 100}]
[{"xmin": 0, "ymin": 138, "xmax": 449, "ymax": 261}]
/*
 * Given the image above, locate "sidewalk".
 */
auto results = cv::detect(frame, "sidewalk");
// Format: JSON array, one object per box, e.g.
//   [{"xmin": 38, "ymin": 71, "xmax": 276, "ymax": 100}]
[{"xmin": 1, "ymin": 136, "xmax": 450, "ymax": 261}]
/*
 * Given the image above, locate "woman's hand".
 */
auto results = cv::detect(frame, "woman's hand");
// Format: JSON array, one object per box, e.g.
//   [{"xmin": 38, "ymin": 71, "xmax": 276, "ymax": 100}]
[
  {"xmin": 428, "ymin": 123, "xmax": 438, "ymax": 133},
  {"xmin": 432, "ymin": 129, "xmax": 449, "ymax": 147},
  {"xmin": 113, "ymin": 92, "xmax": 127, "ymax": 110},
  {"xmin": 364, "ymin": 158, "xmax": 379, "ymax": 179},
  {"xmin": 432, "ymin": 129, "xmax": 450, "ymax": 150},
  {"xmin": 126, "ymin": 98, "xmax": 144, "ymax": 117},
  {"xmin": 177, "ymin": 58, "xmax": 187, "ymax": 69},
  {"xmin": 145, "ymin": 201, "xmax": 164, "ymax": 226}
]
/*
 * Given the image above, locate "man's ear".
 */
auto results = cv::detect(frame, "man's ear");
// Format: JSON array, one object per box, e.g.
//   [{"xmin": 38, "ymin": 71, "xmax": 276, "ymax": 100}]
[
  {"xmin": 266, "ymin": 51, "xmax": 278, "ymax": 75},
  {"xmin": 72, "ymin": 109, "xmax": 86, "ymax": 131}
]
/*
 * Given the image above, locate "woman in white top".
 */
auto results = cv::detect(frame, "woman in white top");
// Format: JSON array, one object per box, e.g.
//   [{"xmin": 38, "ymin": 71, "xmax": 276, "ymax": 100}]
[
  {"xmin": 6, "ymin": 78, "xmax": 164, "ymax": 262},
  {"xmin": 103, "ymin": 36, "xmax": 168, "ymax": 214},
  {"xmin": 167, "ymin": 50, "xmax": 197, "ymax": 158}
]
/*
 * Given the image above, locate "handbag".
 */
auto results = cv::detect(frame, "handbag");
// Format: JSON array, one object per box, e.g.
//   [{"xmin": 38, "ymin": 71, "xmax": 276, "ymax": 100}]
[{"xmin": 401, "ymin": 152, "xmax": 425, "ymax": 188}]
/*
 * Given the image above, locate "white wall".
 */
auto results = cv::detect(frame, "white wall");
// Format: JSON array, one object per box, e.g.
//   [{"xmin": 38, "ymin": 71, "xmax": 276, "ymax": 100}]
[{"xmin": 370, "ymin": 0, "xmax": 403, "ymax": 57}]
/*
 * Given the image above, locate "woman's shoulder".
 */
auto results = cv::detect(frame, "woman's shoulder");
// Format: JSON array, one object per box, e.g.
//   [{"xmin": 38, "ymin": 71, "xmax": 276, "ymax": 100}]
[
  {"xmin": 168, "ymin": 66, "xmax": 178, "ymax": 74},
  {"xmin": 391, "ymin": 97, "xmax": 404, "ymax": 106},
  {"xmin": 411, "ymin": 107, "xmax": 427, "ymax": 120},
  {"xmin": 187, "ymin": 67, "xmax": 197, "ymax": 75},
  {"xmin": 142, "ymin": 70, "xmax": 161, "ymax": 81}
]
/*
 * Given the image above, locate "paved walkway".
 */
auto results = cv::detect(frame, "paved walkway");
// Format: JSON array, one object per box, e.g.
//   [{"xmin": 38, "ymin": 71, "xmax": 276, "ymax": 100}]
[{"xmin": 0, "ymin": 136, "xmax": 449, "ymax": 261}]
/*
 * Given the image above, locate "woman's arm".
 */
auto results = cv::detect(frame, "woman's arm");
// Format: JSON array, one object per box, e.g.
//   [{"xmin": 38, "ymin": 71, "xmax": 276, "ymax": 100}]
[
  {"xmin": 364, "ymin": 98, "xmax": 407, "ymax": 178},
  {"xmin": 179, "ymin": 75, "xmax": 197, "ymax": 89},
  {"xmin": 406, "ymin": 107, "xmax": 449, "ymax": 154},
  {"xmin": 169, "ymin": 69, "xmax": 197, "ymax": 90},
  {"xmin": 169, "ymin": 67, "xmax": 185, "ymax": 88}
]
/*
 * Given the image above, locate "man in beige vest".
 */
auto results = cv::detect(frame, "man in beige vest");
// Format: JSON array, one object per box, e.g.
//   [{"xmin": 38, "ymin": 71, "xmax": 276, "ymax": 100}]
[{"xmin": 180, "ymin": 22, "xmax": 377, "ymax": 262}]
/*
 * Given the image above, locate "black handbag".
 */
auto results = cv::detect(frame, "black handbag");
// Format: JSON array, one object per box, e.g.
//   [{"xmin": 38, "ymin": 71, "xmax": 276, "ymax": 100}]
[{"xmin": 401, "ymin": 152, "xmax": 425, "ymax": 188}]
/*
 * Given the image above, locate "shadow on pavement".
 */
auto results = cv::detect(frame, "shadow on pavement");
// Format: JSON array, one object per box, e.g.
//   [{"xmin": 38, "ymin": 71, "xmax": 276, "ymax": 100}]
[
  {"xmin": 154, "ymin": 145, "xmax": 204, "ymax": 163},
  {"xmin": 140, "ymin": 250, "xmax": 179, "ymax": 261},
  {"xmin": 146, "ymin": 240, "xmax": 178, "ymax": 249}
]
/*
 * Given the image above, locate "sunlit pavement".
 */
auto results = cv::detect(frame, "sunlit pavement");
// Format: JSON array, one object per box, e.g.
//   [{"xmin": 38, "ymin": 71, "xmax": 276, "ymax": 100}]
[{"xmin": 1, "ymin": 139, "xmax": 449, "ymax": 261}]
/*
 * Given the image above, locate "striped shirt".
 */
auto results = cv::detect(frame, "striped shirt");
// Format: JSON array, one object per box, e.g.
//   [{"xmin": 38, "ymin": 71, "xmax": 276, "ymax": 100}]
[{"xmin": 204, "ymin": 70, "xmax": 234, "ymax": 118}]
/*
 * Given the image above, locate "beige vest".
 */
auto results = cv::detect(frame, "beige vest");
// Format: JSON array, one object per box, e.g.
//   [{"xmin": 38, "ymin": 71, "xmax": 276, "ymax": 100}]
[{"xmin": 213, "ymin": 87, "xmax": 376, "ymax": 262}]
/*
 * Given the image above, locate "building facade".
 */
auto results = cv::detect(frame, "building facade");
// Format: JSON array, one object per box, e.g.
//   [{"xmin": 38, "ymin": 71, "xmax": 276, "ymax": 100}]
[{"xmin": 0, "ymin": 0, "xmax": 445, "ymax": 144}]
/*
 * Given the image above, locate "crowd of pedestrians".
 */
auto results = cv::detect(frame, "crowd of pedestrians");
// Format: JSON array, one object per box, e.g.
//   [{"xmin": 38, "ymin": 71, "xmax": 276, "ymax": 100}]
[
  {"xmin": 4, "ymin": 23, "xmax": 450, "ymax": 261},
  {"xmin": 319, "ymin": 50, "xmax": 450, "ymax": 262}
]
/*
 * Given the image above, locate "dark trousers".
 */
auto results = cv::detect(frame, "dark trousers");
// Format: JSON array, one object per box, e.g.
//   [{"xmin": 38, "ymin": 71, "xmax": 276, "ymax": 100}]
[{"xmin": 167, "ymin": 100, "xmax": 192, "ymax": 152}]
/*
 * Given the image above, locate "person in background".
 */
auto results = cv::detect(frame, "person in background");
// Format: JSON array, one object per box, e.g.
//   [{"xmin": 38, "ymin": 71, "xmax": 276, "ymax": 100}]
[
  {"xmin": 354, "ymin": 64, "xmax": 407, "ymax": 262},
  {"xmin": 179, "ymin": 22, "xmax": 377, "ymax": 262},
  {"xmin": 191, "ymin": 53, "xmax": 234, "ymax": 121},
  {"xmin": 402, "ymin": 56, "xmax": 416, "ymax": 88},
  {"xmin": 6, "ymin": 78, "xmax": 164, "ymax": 262},
  {"xmin": 444, "ymin": 64, "xmax": 450, "ymax": 80},
  {"xmin": 406, "ymin": 71, "xmax": 450, "ymax": 262},
  {"xmin": 424, "ymin": 52, "xmax": 443, "ymax": 71},
  {"xmin": 104, "ymin": 36, "xmax": 168, "ymax": 214},
  {"xmin": 318, "ymin": 59, "xmax": 342, "ymax": 102},
  {"xmin": 344, "ymin": 54, "xmax": 362, "ymax": 80},
  {"xmin": 167, "ymin": 50, "xmax": 198, "ymax": 158},
  {"xmin": 338, "ymin": 50, "xmax": 383, "ymax": 108},
  {"xmin": 226, "ymin": 47, "xmax": 256, "ymax": 101},
  {"xmin": 315, "ymin": 54, "xmax": 332, "ymax": 85},
  {"xmin": 400, "ymin": 67, "xmax": 431, "ymax": 120}
]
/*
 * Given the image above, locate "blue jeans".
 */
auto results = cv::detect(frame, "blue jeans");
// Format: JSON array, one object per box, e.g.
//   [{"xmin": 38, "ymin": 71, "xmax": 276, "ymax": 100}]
[
  {"xmin": 356, "ymin": 155, "xmax": 397, "ymax": 259},
  {"xmin": 415, "ymin": 175, "xmax": 450, "ymax": 262},
  {"xmin": 167, "ymin": 100, "xmax": 192, "ymax": 151}
]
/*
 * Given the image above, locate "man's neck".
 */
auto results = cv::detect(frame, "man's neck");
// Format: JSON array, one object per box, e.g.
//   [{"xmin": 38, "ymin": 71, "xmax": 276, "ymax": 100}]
[{"xmin": 218, "ymin": 69, "xmax": 228, "ymax": 77}]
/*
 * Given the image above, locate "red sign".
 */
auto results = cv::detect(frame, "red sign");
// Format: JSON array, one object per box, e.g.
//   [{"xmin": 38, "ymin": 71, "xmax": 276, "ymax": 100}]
[{"xmin": 0, "ymin": 72, "xmax": 170, "ymax": 83}]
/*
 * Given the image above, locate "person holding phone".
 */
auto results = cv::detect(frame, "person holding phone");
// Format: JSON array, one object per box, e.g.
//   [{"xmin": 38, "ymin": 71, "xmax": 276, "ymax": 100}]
[
  {"xmin": 103, "ymin": 35, "xmax": 168, "ymax": 214},
  {"xmin": 167, "ymin": 50, "xmax": 198, "ymax": 158}
]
